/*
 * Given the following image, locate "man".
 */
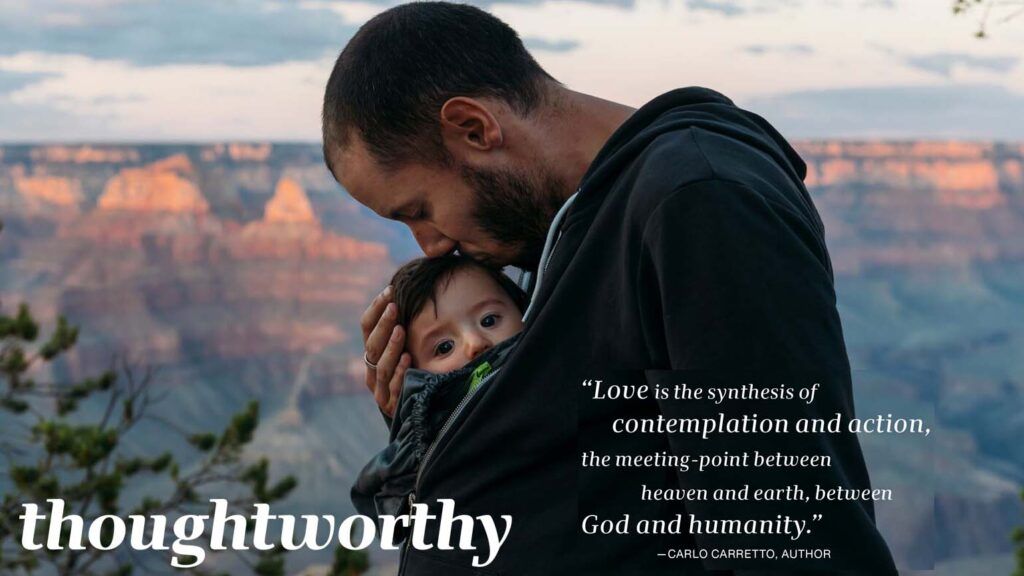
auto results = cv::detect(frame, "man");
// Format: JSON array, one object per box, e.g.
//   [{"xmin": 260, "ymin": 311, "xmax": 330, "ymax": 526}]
[{"xmin": 322, "ymin": 3, "xmax": 897, "ymax": 574}]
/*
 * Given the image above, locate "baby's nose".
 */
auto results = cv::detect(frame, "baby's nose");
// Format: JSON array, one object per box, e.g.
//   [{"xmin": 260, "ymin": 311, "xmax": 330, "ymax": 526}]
[{"xmin": 465, "ymin": 333, "xmax": 492, "ymax": 360}]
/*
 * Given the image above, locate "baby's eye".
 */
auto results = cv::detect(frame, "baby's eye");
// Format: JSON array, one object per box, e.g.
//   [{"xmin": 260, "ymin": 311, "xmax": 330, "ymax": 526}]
[
  {"xmin": 433, "ymin": 340, "xmax": 454, "ymax": 357},
  {"xmin": 480, "ymin": 313, "xmax": 500, "ymax": 328}
]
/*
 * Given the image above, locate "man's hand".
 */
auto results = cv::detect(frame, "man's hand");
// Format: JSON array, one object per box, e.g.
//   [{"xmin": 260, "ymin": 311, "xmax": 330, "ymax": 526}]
[{"xmin": 361, "ymin": 285, "xmax": 412, "ymax": 418}]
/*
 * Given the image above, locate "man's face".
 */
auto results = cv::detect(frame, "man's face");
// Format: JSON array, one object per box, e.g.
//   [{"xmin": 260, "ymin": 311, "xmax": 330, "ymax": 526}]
[{"xmin": 331, "ymin": 134, "xmax": 565, "ymax": 269}]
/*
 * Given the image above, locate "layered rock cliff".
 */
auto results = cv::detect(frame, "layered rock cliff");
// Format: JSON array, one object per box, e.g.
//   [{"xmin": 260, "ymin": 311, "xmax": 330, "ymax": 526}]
[
  {"xmin": 12, "ymin": 169, "xmax": 84, "ymax": 214},
  {"xmin": 1, "ymin": 142, "xmax": 1021, "ymax": 569},
  {"xmin": 795, "ymin": 141, "xmax": 1024, "ymax": 274},
  {"xmin": 0, "ymin": 149, "xmax": 393, "ymax": 402},
  {"xmin": 96, "ymin": 154, "xmax": 210, "ymax": 214}
]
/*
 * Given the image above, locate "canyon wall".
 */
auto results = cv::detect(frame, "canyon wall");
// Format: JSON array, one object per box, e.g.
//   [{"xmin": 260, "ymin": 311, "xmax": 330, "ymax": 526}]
[{"xmin": 1, "ymin": 141, "xmax": 1022, "ymax": 568}]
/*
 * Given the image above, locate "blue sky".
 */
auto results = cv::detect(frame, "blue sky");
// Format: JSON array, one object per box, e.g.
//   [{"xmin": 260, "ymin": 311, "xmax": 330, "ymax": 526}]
[{"xmin": 0, "ymin": 0, "xmax": 1022, "ymax": 142}]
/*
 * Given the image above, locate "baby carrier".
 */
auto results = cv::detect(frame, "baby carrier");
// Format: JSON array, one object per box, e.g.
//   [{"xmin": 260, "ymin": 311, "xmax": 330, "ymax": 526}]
[{"xmin": 351, "ymin": 334, "xmax": 521, "ymax": 534}]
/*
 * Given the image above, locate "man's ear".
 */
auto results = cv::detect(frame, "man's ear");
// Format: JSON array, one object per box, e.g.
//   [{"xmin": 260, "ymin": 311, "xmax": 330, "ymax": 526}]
[{"xmin": 439, "ymin": 97, "xmax": 504, "ymax": 155}]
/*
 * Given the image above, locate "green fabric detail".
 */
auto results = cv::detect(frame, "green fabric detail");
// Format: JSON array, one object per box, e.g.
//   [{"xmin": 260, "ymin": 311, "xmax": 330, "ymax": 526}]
[{"xmin": 468, "ymin": 361, "xmax": 492, "ymax": 393}]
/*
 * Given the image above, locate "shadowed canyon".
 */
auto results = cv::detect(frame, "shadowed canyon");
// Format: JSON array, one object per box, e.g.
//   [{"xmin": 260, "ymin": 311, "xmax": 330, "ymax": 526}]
[{"xmin": 1, "ymin": 141, "xmax": 1022, "ymax": 574}]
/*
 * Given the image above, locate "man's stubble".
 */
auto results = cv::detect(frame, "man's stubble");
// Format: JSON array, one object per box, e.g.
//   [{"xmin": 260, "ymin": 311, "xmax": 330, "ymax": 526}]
[{"xmin": 460, "ymin": 163, "xmax": 569, "ymax": 270}]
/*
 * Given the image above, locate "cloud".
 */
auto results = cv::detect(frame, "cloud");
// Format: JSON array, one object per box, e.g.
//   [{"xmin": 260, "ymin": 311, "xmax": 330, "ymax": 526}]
[
  {"xmin": 744, "ymin": 84, "xmax": 1024, "ymax": 140},
  {"xmin": 904, "ymin": 53, "xmax": 1019, "ymax": 77},
  {"xmin": 685, "ymin": 0, "xmax": 748, "ymax": 16},
  {"xmin": 0, "ymin": 98, "xmax": 113, "ymax": 142},
  {"xmin": 0, "ymin": 0, "xmax": 634, "ymax": 68},
  {"xmin": 300, "ymin": 1, "xmax": 388, "ymax": 24},
  {"xmin": 0, "ymin": 53, "xmax": 331, "ymax": 142},
  {"xmin": 0, "ymin": 0, "xmax": 356, "ymax": 67},
  {"xmin": 0, "ymin": 70, "xmax": 55, "ymax": 94},
  {"xmin": 743, "ymin": 44, "xmax": 814, "ymax": 56},
  {"xmin": 678, "ymin": 0, "xmax": 810, "ymax": 18},
  {"xmin": 523, "ymin": 37, "xmax": 581, "ymax": 52},
  {"xmin": 872, "ymin": 44, "xmax": 1020, "ymax": 78}
]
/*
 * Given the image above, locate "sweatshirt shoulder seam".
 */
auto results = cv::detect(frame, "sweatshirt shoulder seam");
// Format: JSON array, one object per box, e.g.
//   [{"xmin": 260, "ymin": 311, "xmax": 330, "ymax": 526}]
[{"xmin": 687, "ymin": 127, "xmax": 719, "ymax": 180}]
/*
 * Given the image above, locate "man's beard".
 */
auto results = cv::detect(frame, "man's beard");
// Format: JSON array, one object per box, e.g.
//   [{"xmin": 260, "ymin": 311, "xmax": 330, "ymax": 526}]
[{"xmin": 460, "ymin": 163, "xmax": 568, "ymax": 270}]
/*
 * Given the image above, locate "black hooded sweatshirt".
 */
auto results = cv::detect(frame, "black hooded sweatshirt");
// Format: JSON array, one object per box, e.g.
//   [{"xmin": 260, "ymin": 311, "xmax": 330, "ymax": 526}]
[{"xmin": 389, "ymin": 87, "xmax": 898, "ymax": 575}]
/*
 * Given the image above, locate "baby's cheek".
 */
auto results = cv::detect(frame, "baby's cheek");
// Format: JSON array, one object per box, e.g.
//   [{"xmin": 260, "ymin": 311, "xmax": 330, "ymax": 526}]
[{"xmin": 425, "ymin": 355, "xmax": 463, "ymax": 375}]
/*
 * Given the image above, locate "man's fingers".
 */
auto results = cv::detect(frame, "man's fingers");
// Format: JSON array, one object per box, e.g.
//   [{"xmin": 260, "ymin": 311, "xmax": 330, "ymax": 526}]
[
  {"xmin": 364, "ymin": 364, "xmax": 376, "ymax": 395},
  {"xmin": 372, "ymin": 324, "xmax": 405, "ymax": 412},
  {"xmin": 364, "ymin": 302, "xmax": 398, "ymax": 366},
  {"xmin": 360, "ymin": 285, "xmax": 393, "ymax": 341},
  {"xmin": 385, "ymin": 353, "xmax": 411, "ymax": 418},
  {"xmin": 374, "ymin": 324, "xmax": 404, "ymax": 388},
  {"xmin": 373, "ymin": 368, "xmax": 387, "ymax": 408},
  {"xmin": 360, "ymin": 286, "xmax": 404, "ymax": 415}
]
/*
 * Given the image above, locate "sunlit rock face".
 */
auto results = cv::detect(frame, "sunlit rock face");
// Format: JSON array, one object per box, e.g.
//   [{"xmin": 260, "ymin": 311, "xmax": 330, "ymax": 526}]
[
  {"xmin": 796, "ymin": 141, "xmax": 1024, "ymax": 275},
  {"xmin": 12, "ymin": 171, "xmax": 84, "ymax": 213},
  {"xmin": 97, "ymin": 154, "xmax": 210, "ymax": 214},
  {"xmin": 1, "ymin": 139, "xmax": 1021, "ymax": 377},
  {"xmin": 263, "ymin": 177, "xmax": 318, "ymax": 225},
  {"xmin": 0, "ymin": 146, "xmax": 396, "ymax": 401},
  {"xmin": 200, "ymin": 142, "xmax": 273, "ymax": 163},
  {"xmin": 232, "ymin": 176, "xmax": 388, "ymax": 266},
  {"xmin": 29, "ymin": 145, "xmax": 142, "ymax": 164},
  {"xmin": 803, "ymin": 144, "xmax": 1004, "ymax": 203}
]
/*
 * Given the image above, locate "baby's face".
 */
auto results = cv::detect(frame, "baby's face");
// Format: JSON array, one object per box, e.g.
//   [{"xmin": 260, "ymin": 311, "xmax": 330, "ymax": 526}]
[{"xmin": 407, "ymin": 266, "xmax": 524, "ymax": 374}]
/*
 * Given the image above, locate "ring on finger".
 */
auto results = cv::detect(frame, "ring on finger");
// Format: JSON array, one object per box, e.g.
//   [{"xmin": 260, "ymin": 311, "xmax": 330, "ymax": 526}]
[{"xmin": 363, "ymin": 351, "xmax": 379, "ymax": 370}]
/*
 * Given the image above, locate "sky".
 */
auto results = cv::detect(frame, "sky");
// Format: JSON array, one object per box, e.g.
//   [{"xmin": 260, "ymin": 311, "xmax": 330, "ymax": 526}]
[{"xmin": 0, "ymin": 0, "xmax": 1022, "ymax": 142}]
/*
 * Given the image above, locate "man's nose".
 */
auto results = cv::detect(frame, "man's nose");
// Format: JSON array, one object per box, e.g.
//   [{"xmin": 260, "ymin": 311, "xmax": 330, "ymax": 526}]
[{"xmin": 410, "ymin": 223, "xmax": 456, "ymax": 258}]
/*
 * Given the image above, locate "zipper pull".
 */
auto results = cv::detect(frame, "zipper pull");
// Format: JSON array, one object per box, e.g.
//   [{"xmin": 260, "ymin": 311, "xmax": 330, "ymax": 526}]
[{"xmin": 408, "ymin": 492, "xmax": 416, "ymax": 509}]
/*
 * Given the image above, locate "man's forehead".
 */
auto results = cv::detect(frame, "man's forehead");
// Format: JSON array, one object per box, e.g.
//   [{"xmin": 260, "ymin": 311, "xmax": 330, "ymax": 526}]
[
  {"xmin": 332, "ymin": 136, "xmax": 386, "ymax": 208},
  {"xmin": 333, "ymin": 136, "xmax": 374, "ymax": 192}
]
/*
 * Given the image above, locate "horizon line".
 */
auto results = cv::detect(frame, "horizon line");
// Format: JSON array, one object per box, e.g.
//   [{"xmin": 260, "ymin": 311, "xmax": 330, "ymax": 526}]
[{"xmin": 1, "ymin": 138, "xmax": 1022, "ymax": 146}]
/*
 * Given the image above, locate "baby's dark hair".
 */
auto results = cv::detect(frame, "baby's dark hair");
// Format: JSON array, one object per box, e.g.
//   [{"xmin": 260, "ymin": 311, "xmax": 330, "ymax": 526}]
[{"xmin": 390, "ymin": 254, "xmax": 528, "ymax": 327}]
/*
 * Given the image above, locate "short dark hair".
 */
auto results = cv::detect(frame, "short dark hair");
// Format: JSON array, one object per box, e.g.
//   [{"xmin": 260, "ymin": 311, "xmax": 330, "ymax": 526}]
[
  {"xmin": 390, "ymin": 255, "xmax": 528, "ymax": 327},
  {"xmin": 322, "ymin": 2, "xmax": 554, "ymax": 172}
]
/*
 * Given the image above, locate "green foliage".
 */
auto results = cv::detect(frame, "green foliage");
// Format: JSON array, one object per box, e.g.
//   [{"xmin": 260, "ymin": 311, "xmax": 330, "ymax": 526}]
[
  {"xmin": 188, "ymin": 432, "xmax": 218, "ymax": 452},
  {"xmin": 952, "ymin": 0, "xmax": 985, "ymax": 15},
  {"xmin": 39, "ymin": 316, "xmax": 78, "ymax": 360},
  {"xmin": 0, "ymin": 227, "xmax": 308, "ymax": 576},
  {"xmin": 220, "ymin": 400, "xmax": 260, "ymax": 452},
  {"xmin": 952, "ymin": 0, "xmax": 1022, "ymax": 38},
  {"xmin": 330, "ymin": 546, "xmax": 370, "ymax": 576},
  {"xmin": 253, "ymin": 547, "xmax": 287, "ymax": 576},
  {"xmin": 242, "ymin": 458, "xmax": 298, "ymax": 503},
  {"xmin": 0, "ymin": 304, "xmax": 39, "ymax": 341}
]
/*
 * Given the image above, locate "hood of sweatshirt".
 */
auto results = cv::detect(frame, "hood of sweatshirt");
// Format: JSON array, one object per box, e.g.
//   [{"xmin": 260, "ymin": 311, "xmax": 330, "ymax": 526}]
[
  {"xmin": 577, "ymin": 87, "xmax": 807, "ymax": 211},
  {"xmin": 526, "ymin": 87, "xmax": 811, "ymax": 320}
]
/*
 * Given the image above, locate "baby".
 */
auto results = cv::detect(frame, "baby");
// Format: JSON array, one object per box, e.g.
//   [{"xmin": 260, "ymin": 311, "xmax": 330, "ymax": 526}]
[
  {"xmin": 351, "ymin": 254, "xmax": 527, "ymax": 525},
  {"xmin": 389, "ymin": 253, "xmax": 527, "ymax": 374}
]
